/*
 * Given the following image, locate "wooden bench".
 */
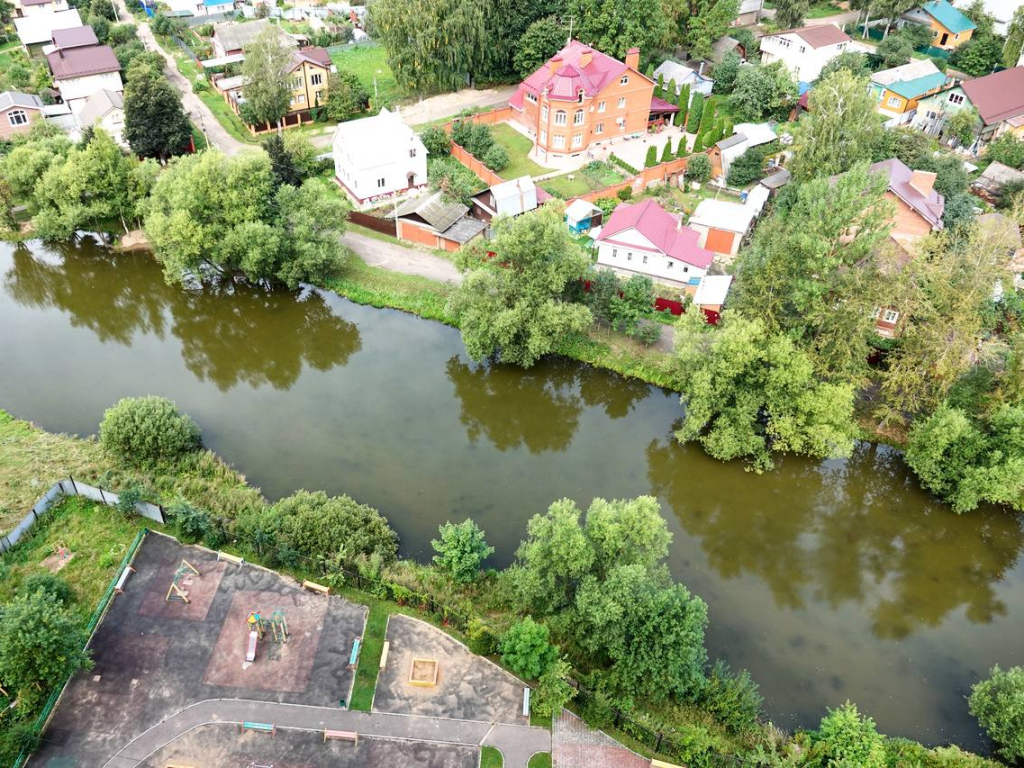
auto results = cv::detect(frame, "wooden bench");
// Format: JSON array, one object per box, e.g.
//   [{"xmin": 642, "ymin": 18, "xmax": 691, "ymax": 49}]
[
  {"xmin": 217, "ymin": 551, "xmax": 244, "ymax": 566},
  {"xmin": 522, "ymin": 687, "xmax": 531, "ymax": 717},
  {"xmin": 324, "ymin": 729, "xmax": 358, "ymax": 744},
  {"xmin": 379, "ymin": 641, "xmax": 390, "ymax": 670},
  {"xmin": 114, "ymin": 565, "xmax": 135, "ymax": 595},
  {"xmin": 240, "ymin": 721, "xmax": 275, "ymax": 736},
  {"xmin": 302, "ymin": 579, "xmax": 330, "ymax": 596},
  {"xmin": 348, "ymin": 637, "xmax": 361, "ymax": 669}
]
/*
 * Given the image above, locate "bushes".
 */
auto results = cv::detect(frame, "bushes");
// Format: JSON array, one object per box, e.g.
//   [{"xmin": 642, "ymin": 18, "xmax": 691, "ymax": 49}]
[
  {"xmin": 500, "ymin": 617, "xmax": 558, "ymax": 680},
  {"xmin": 21, "ymin": 574, "xmax": 75, "ymax": 607},
  {"xmin": 686, "ymin": 153, "xmax": 712, "ymax": 183},
  {"xmin": 644, "ymin": 145, "xmax": 658, "ymax": 168},
  {"xmin": 813, "ymin": 701, "xmax": 886, "ymax": 768},
  {"xmin": 419, "ymin": 125, "xmax": 451, "ymax": 157},
  {"xmin": 99, "ymin": 396, "xmax": 201, "ymax": 465},
  {"xmin": 482, "ymin": 144, "xmax": 508, "ymax": 172},
  {"xmin": 431, "ymin": 520, "xmax": 494, "ymax": 583},
  {"xmin": 969, "ymin": 665, "xmax": 1024, "ymax": 762},
  {"xmin": 168, "ymin": 500, "xmax": 212, "ymax": 543},
  {"xmin": 616, "ymin": 186, "xmax": 633, "ymax": 201},
  {"xmin": 275, "ymin": 490, "xmax": 399, "ymax": 565},
  {"xmin": 696, "ymin": 661, "xmax": 763, "ymax": 734},
  {"xmin": 608, "ymin": 153, "xmax": 638, "ymax": 174}
]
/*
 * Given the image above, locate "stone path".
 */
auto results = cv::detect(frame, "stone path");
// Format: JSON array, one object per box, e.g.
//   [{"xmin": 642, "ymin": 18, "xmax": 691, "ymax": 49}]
[
  {"xmin": 552, "ymin": 709, "xmax": 648, "ymax": 768},
  {"xmin": 342, "ymin": 230, "xmax": 463, "ymax": 284},
  {"xmin": 104, "ymin": 698, "xmax": 549, "ymax": 768}
]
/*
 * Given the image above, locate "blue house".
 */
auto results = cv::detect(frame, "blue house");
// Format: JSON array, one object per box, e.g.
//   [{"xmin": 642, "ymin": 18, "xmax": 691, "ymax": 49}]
[{"xmin": 565, "ymin": 199, "xmax": 603, "ymax": 235}]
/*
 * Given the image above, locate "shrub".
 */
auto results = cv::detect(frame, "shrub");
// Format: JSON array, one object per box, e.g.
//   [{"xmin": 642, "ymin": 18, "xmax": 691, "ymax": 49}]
[
  {"xmin": 644, "ymin": 145, "xmax": 658, "ymax": 168},
  {"xmin": 99, "ymin": 396, "xmax": 201, "ymax": 465},
  {"xmin": 467, "ymin": 616, "xmax": 500, "ymax": 656},
  {"xmin": 275, "ymin": 489, "xmax": 399, "ymax": 564},
  {"xmin": 482, "ymin": 144, "xmax": 508, "ymax": 172},
  {"xmin": 629, "ymin": 318, "xmax": 662, "ymax": 346},
  {"xmin": 814, "ymin": 701, "xmax": 886, "ymax": 768},
  {"xmin": 608, "ymin": 153, "xmax": 638, "ymax": 174},
  {"xmin": 431, "ymin": 519, "xmax": 494, "ymax": 583},
  {"xmin": 616, "ymin": 186, "xmax": 633, "ymax": 201},
  {"xmin": 115, "ymin": 483, "xmax": 144, "ymax": 518},
  {"xmin": 686, "ymin": 153, "xmax": 712, "ymax": 183},
  {"xmin": 660, "ymin": 141, "xmax": 674, "ymax": 163},
  {"xmin": 969, "ymin": 665, "xmax": 1024, "ymax": 762},
  {"xmin": 22, "ymin": 574, "xmax": 75, "ymax": 606},
  {"xmin": 168, "ymin": 500, "xmax": 212, "ymax": 543},
  {"xmin": 594, "ymin": 196, "xmax": 618, "ymax": 218},
  {"xmin": 419, "ymin": 125, "xmax": 451, "ymax": 157},
  {"xmin": 697, "ymin": 660, "xmax": 763, "ymax": 733},
  {"xmin": 500, "ymin": 617, "xmax": 557, "ymax": 680},
  {"xmin": 535, "ymin": 657, "xmax": 576, "ymax": 718}
]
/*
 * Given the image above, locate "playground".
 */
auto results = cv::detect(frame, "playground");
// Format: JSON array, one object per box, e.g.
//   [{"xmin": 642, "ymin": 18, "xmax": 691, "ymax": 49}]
[{"xmin": 32, "ymin": 533, "xmax": 368, "ymax": 766}]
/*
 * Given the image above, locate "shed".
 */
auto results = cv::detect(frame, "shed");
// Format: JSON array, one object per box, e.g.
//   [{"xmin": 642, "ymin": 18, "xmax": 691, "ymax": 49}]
[
  {"xmin": 688, "ymin": 199, "xmax": 757, "ymax": 258},
  {"xmin": 565, "ymin": 199, "xmax": 603, "ymax": 234},
  {"xmin": 394, "ymin": 191, "xmax": 486, "ymax": 252},
  {"xmin": 692, "ymin": 274, "xmax": 733, "ymax": 312}
]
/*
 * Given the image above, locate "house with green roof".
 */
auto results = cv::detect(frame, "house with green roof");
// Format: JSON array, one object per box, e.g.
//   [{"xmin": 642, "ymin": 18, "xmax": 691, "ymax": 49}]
[
  {"xmin": 869, "ymin": 59, "xmax": 952, "ymax": 126},
  {"xmin": 900, "ymin": 0, "xmax": 976, "ymax": 50}
]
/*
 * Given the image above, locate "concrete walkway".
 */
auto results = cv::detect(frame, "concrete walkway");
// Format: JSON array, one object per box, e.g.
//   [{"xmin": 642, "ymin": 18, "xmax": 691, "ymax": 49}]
[
  {"xmin": 342, "ymin": 230, "xmax": 463, "ymax": 284},
  {"xmin": 103, "ymin": 698, "xmax": 549, "ymax": 768}
]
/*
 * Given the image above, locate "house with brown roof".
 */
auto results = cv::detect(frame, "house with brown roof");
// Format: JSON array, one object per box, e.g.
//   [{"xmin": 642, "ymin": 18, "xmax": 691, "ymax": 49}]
[
  {"xmin": 869, "ymin": 158, "xmax": 945, "ymax": 242},
  {"xmin": 0, "ymin": 91, "xmax": 45, "ymax": 139},
  {"xmin": 46, "ymin": 44, "xmax": 123, "ymax": 114},
  {"xmin": 50, "ymin": 25, "xmax": 98, "ymax": 51},
  {"xmin": 13, "ymin": 0, "xmax": 69, "ymax": 19},
  {"xmin": 758, "ymin": 24, "xmax": 852, "ymax": 83},
  {"xmin": 914, "ymin": 66, "xmax": 1024, "ymax": 144},
  {"xmin": 508, "ymin": 40, "xmax": 658, "ymax": 161}
]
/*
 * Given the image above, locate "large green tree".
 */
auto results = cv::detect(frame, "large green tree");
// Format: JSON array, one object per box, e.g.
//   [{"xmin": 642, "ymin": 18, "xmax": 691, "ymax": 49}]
[
  {"xmin": 729, "ymin": 61, "xmax": 796, "ymax": 121},
  {"xmin": 446, "ymin": 203, "xmax": 592, "ymax": 368},
  {"xmin": 513, "ymin": 16, "xmax": 566, "ymax": 78},
  {"xmin": 123, "ymin": 61, "xmax": 192, "ymax": 162},
  {"xmin": 670, "ymin": 309, "xmax": 858, "ymax": 471},
  {"xmin": 772, "ymin": 0, "xmax": 810, "ymax": 28},
  {"xmin": 791, "ymin": 70, "xmax": 884, "ymax": 181},
  {"xmin": 969, "ymin": 665, "xmax": 1024, "ymax": 762},
  {"xmin": 566, "ymin": 0, "xmax": 671, "ymax": 63},
  {"xmin": 667, "ymin": 0, "xmax": 740, "ymax": 61},
  {"xmin": 324, "ymin": 70, "xmax": 369, "ymax": 121},
  {"xmin": 432, "ymin": 519, "xmax": 494, "ymax": 582},
  {"xmin": 1004, "ymin": 6, "xmax": 1024, "ymax": 68},
  {"xmin": 238, "ymin": 27, "xmax": 293, "ymax": 128}
]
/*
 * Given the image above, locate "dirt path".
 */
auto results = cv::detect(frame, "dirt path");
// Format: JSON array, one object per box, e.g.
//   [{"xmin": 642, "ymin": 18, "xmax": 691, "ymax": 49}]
[
  {"xmin": 402, "ymin": 86, "xmax": 518, "ymax": 126},
  {"xmin": 342, "ymin": 230, "xmax": 463, "ymax": 284}
]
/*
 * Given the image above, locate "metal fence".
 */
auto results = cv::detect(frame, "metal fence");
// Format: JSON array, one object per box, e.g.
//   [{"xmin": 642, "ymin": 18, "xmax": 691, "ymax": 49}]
[
  {"xmin": 11, "ymin": 529, "xmax": 148, "ymax": 768},
  {"xmin": 1, "ymin": 477, "xmax": 164, "ymax": 555}
]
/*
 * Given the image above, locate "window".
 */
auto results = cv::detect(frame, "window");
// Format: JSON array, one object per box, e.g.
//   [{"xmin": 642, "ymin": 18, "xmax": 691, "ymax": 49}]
[
  {"xmin": 926, "ymin": 110, "xmax": 937, "ymax": 119},
  {"xmin": 409, "ymin": 148, "xmax": 416, "ymax": 157},
  {"xmin": 620, "ymin": 75, "xmax": 628, "ymax": 85},
  {"xmin": 526, "ymin": 92, "xmax": 537, "ymax": 104},
  {"xmin": 883, "ymin": 309, "xmax": 900, "ymax": 323},
  {"xmin": 577, "ymin": 89, "xmax": 585, "ymax": 104},
  {"xmin": 777, "ymin": 37, "xmax": 791, "ymax": 48},
  {"xmin": 948, "ymin": 92, "xmax": 964, "ymax": 105},
  {"xmin": 595, "ymin": 123, "xmax": 604, "ymax": 134},
  {"xmin": 311, "ymin": 73, "xmax": 323, "ymax": 86},
  {"xmin": 573, "ymin": 109, "xmax": 584, "ymax": 125},
  {"xmin": 598, "ymin": 101, "xmax": 606, "ymax": 112},
  {"xmin": 887, "ymin": 96, "xmax": 901, "ymax": 108},
  {"xmin": 612, "ymin": 248, "xmax": 618, "ymax": 258},
  {"xmin": 297, "ymin": 94, "xmax": 305, "ymax": 104},
  {"xmin": 7, "ymin": 109, "xmax": 28, "ymax": 127},
  {"xmin": 618, "ymin": 97, "xmax": 626, "ymax": 108},
  {"xmin": 627, "ymin": 252, "xmax": 632, "ymax": 261},
  {"xmin": 682, "ymin": 265, "xmax": 688, "ymax": 273},
  {"xmin": 554, "ymin": 110, "xmax": 567, "ymax": 125},
  {"xmin": 540, "ymin": 129, "xmax": 547, "ymax": 143},
  {"xmin": 541, "ymin": 105, "xmax": 548, "ymax": 121},
  {"xmin": 292, "ymin": 76, "xmax": 303, "ymax": 88},
  {"xmin": 572, "ymin": 132, "xmax": 582, "ymax": 147},
  {"xmin": 377, "ymin": 177, "xmax": 386, "ymax": 188},
  {"xmin": 642, "ymin": 254, "xmax": 647, "ymax": 264},
  {"xmin": 667, "ymin": 261, "xmax": 673, "ymax": 269},
  {"xmin": 315, "ymin": 90, "xmax": 324, "ymax": 103},
  {"xmin": 799, "ymin": 45, "xmax": 806, "ymax": 53},
  {"xmin": 553, "ymin": 134, "xmax": 565, "ymax": 148}
]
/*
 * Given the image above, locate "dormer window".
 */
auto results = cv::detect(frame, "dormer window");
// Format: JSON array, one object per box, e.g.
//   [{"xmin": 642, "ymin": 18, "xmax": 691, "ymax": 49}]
[
  {"xmin": 577, "ymin": 88, "xmax": 584, "ymax": 104},
  {"xmin": 620, "ymin": 75, "xmax": 629, "ymax": 85}
]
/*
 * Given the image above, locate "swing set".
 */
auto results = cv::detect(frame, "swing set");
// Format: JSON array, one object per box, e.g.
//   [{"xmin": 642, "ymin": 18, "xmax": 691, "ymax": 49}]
[{"xmin": 165, "ymin": 560, "xmax": 201, "ymax": 603}]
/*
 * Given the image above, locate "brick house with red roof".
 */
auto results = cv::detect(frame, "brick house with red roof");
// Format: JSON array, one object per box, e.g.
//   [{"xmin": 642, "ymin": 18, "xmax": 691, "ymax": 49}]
[
  {"xmin": 593, "ymin": 199, "xmax": 715, "ymax": 289},
  {"xmin": 509, "ymin": 40, "xmax": 662, "ymax": 160}
]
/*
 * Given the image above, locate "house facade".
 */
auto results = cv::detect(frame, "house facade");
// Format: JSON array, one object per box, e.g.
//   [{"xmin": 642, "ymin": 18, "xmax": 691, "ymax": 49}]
[
  {"xmin": 0, "ymin": 91, "xmax": 45, "ymax": 138},
  {"xmin": 869, "ymin": 59, "xmax": 951, "ymax": 126},
  {"xmin": 509, "ymin": 40, "xmax": 655, "ymax": 160},
  {"xmin": 900, "ymin": 0, "xmax": 975, "ymax": 50},
  {"xmin": 688, "ymin": 198, "xmax": 757, "ymax": 258},
  {"xmin": 914, "ymin": 67, "xmax": 1024, "ymax": 143},
  {"xmin": 46, "ymin": 44, "xmax": 122, "ymax": 114},
  {"xmin": 77, "ymin": 88, "xmax": 125, "ymax": 145},
  {"xmin": 394, "ymin": 191, "xmax": 486, "ymax": 252},
  {"xmin": 759, "ymin": 24, "xmax": 852, "ymax": 83},
  {"xmin": 16, "ymin": 0, "xmax": 69, "ymax": 18},
  {"xmin": 332, "ymin": 108, "xmax": 428, "ymax": 205},
  {"xmin": 594, "ymin": 199, "xmax": 715, "ymax": 289},
  {"xmin": 286, "ymin": 47, "xmax": 332, "ymax": 115}
]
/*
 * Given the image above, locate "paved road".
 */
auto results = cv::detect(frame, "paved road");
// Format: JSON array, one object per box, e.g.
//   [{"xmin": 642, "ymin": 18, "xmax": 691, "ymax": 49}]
[
  {"xmin": 112, "ymin": 0, "xmax": 250, "ymax": 155},
  {"xmin": 342, "ymin": 230, "xmax": 463, "ymax": 284},
  {"xmin": 760, "ymin": 7, "xmax": 861, "ymax": 27},
  {"xmin": 103, "ymin": 698, "xmax": 549, "ymax": 768}
]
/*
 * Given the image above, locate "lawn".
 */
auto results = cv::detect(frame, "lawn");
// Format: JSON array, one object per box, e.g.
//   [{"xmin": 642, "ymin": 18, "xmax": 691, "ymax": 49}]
[
  {"xmin": 481, "ymin": 746, "xmax": 503, "ymax": 767},
  {"xmin": 489, "ymin": 123, "xmax": 547, "ymax": 179},
  {"xmin": 0, "ymin": 40, "xmax": 25, "ymax": 71},
  {"xmin": 540, "ymin": 162, "xmax": 626, "ymax": 199},
  {"xmin": 329, "ymin": 44, "xmax": 401, "ymax": 105},
  {"xmin": 528, "ymin": 754, "xmax": 552, "ymax": 768},
  {"xmin": 349, "ymin": 602, "xmax": 390, "ymax": 710},
  {"xmin": 764, "ymin": 0, "xmax": 844, "ymax": 15}
]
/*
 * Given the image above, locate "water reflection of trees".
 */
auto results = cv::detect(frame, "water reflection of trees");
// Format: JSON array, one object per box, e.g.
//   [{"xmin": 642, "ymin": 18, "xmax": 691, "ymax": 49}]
[
  {"xmin": 4, "ymin": 240, "xmax": 167, "ymax": 344},
  {"xmin": 646, "ymin": 437, "xmax": 1024, "ymax": 639},
  {"xmin": 445, "ymin": 357, "xmax": 651, "ymax": 454},
  {"xmin": 4, "ymin": 244, "xmax": 361, "ymax": 391}
]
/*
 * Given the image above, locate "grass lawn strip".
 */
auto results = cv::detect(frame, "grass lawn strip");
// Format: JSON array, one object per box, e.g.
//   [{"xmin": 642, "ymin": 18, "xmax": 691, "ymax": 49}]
[
  {"xmin": 488, "ymin": 123, "xmax": 547, "ymax": 179},
  {"xmin": 348, "ymin": 602, "xmax": 389, "ymax": 710},
  {"xmin": 481, "ymin": 745, "xmax": 504, "ymax": 767},
  {"xmin": 328, "ymin": 44, "xmax": 401, "ymax": 105}
]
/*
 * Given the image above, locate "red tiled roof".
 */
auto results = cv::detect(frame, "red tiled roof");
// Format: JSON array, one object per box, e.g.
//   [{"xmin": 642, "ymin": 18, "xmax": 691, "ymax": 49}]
[
  {"xmin": 517, "ymin": 40, "xmax": 643, "ymax": 103},
  {"xmin": 961, "ymin": 67, "xmax": 1024, "ymax": 126},
  {"xmin": 597, "ymin": 199, "xmax": 714, "ymax": 269},
  {"xmin": 46, "ymin": 45, "xmax": 120, "ymax": 80},
  {"xmin": 289, "ymin": 46, "xmax": 331, "ymax": 71},
  {"xmin": 870, "ymin": 158, "xmax": 945, "ymax": 229},
  {"xmin": 775, "ymin": 24, "xmax": 850, "ymax": 48}
]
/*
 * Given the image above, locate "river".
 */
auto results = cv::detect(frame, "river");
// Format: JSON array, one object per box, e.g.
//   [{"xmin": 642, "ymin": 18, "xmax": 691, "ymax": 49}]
[{"xmin": 0, "ymin": 237, "xmax": 1021, "ymax": 752}]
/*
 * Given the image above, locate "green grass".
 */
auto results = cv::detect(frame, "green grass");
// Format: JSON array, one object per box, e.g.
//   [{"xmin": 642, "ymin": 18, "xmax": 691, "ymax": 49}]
[
  {"xmin": 540, "ymin": 161, "xmax": 626, "ymax": 199},
  {"xmin": 481, "ymin": 746, "xmax": 503, "ymax": 767},
  {"xmin": 349, "ymin": 603, "xmax": 389, "ymax": 710},
  {"xmin": 489, "ymin": 123, "xmax": 547, "ymax": 179},
  {"xmin": 324, "ymin": 255, "xmax": 455, "ymax": 323},
  {"xmin": 527, "ymin": 754, "xmax": 552, "ymax": 768},
  {"xmin": 806, "ymin": 1, "xmax": 845, "ymax": 18},
  {"xmin": 329, "ymin": 45, "xmax": 401, "ymax": 105},
  {"xmin": 0, "ymin": 40, "xmax": 29, "ymax": 73}
]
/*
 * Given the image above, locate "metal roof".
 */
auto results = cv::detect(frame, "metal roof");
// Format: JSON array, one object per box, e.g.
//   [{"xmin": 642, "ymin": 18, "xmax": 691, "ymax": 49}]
[{"xmin": 395, "ymin": 192, "xmax": 468, "ymax": 233}]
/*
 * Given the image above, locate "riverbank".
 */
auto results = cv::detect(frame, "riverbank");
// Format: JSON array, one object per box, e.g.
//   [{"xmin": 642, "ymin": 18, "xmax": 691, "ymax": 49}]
[{"xmin": 0, "ymin": 410, "xmax": 1005, "ymax": 767}]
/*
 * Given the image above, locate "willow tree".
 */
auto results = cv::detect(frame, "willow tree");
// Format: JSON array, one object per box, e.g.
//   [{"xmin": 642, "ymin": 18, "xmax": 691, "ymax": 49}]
[
  {"xmin": 239, "ymin": 27, "xmax": 292, "ymax": 129},
  {"xmin": 369, "ymin": 0, "xmax": 487, "ymax": 93}
]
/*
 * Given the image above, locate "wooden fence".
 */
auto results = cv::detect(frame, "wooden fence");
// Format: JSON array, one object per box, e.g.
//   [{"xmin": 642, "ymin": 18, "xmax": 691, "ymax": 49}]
[{"xmin": 347, "ymin": 210, "xmax": 397, "ymax": 237}]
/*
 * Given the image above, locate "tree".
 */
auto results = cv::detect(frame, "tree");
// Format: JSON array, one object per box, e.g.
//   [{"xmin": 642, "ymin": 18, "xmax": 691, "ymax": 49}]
[
  {"xmin": 730, "ymin": 61, "xmax": 796, "ymax": 121},
  {"xmin": 670, "ymin": 309, "xmax": 858, "ymax": 471},
  {"xmin": 814, "ymin": 702, "xmax": 886, "ymax": 768},
  {"xmin": 514, "ymin": 498, "xmax": 595, "ymax": 612},
  {"xmin": 985, "ymin": 133, "xmax": 1024, "ymax": 170},
  {"xmin": 817, "ymin": 50, "xmax": 870, "ymax": 81},
  {"xmin": 583, "ymin": 496, "xmax": 672, "ymax": 578},
  {"xmin": 419, "ymin": 125, "xmax": 451, "ymax": 157},
  {"xmin": 686, "ymin": 92, "xmax": 704, "ymax": 133},
  {"xmin": 123, "ymin": 61, "xmax": 192, "ymax": 162},
  {"xmin": 432, "ymin": 519, "xmax": 494, "ymax": 582},
  {"xmin": 534, "ymin": 657, "xmax": 577, "ymax": 717},
  {"xmin": 772, "ymin": 0, "xmax": 810, "ymax": 28},
  {"xmin": 281, "ymin": 131, "xmax": 322, "ymax": 179},
  {"xmin": 946, "ymin": 106, "xmax": 980, "ymax": 148},
  {"xmin": 711, "ymin": 51, "xmax": 741, "ymax": 94},
  {"xmin": 791, "ymin": 70, "xmax": 883, "ymax": 181},
  {"xmin": 1004, "ymin": 6, "xmax": 1024, "ymax": 68},
  {"xmin": 500, "ymin": 617, "xmax": 558, "ymax": 679},
  {"xmin": 950, "ymin": 33, "xmax": 1003, "ymax": 77},
  {"xmin": 22, "ymin": 574, "xmax": 75, "ymax": 606},
  {"xmin": 725, "ymin": 144, "xmax": 769, "ymax": 186},
  {"xmin": 875, "ymin": 34, "xmax": 914, "ymax": 68},
  {"xmin": 482, "ymin": 143, "xmax": 508, "ymax": 171},
  {"xmin": 100, "ymin": 395, "xmax": 202, "ymax": 464},
  {"xmin": 264, "ymin": 133, "xmax": 303, "ymax": 188},
  {"xmin": 731, "ymin": 164, "xmax": 893, "ymax": 384},
  {"xmin": 513, "ymin": 16, "xmax": 565, "ymax": 78},
  {"xmin": 0, "ymin": 180, "xmax": 19, "ymax": 233},
  {"xmin": 669, "ymin": 0, "xmax": 740, "ymax": 61},
  {"xmin": 239, "ymin": 27, "xmax": 293, "ymax": 128},
  {"xmin": 0, "ymin": 591, "xmax": 92, "ymax": 704},
  {"xmin": 567, "ymin": 0, "xmax": 671, "ymax": 63},
  {"xmin": 369, "ymin": 0, "xmax": 487, "ymax": 92},
  {"xmin": 644, "ymin": 144, "xmax": 658, "ymax": 167},
  {"xmin": 446, "ymin": 204, "xmax": 592, "ymax": 368},
  {"xmin": 686, "ymin": 152, "xmax": 711, "ymax": 181},
  {"xmin": 969, "ymin": 665, "xmax": 1024, "ymax": 762},
  {"xmin": 677, "ymin": 83, "xmax": 690, "ymax": 127},
  {"xmin": 324, "ymin": 69, "xmax": 369, "ymax": 121},
  {"xmin": 660, "ymin": 141, "xmax": 674, "ymax": 163},
  {"xmin": 273, "ymin": 179, "xmax": 353, "ymax": 288}
]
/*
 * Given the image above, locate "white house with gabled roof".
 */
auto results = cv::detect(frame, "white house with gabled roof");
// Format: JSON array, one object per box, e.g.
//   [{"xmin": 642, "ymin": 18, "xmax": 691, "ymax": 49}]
[
  {"xmin": 759, "ymin": 24, "xmax": 852, "ymax": 83},
  {"xmin": 331, "ymin": 108, "xmax": 428, "ymax": 205}
]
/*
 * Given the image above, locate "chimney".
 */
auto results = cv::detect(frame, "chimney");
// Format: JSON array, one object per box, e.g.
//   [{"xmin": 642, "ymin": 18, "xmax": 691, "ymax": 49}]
[
  {"xmin": 625, "ymin": 47, "xmax": 640, "ymax": 72},
  {"xmin": 910, "ymin": 169, "xmax": 937, "ymax": 197},
  {"xmin": 549, "ymin": 55, "xmax": 563, "ymax": 75},
  {"xmin": 579, "ymin": 48, "xmax": 593, "ymax": 68}
]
